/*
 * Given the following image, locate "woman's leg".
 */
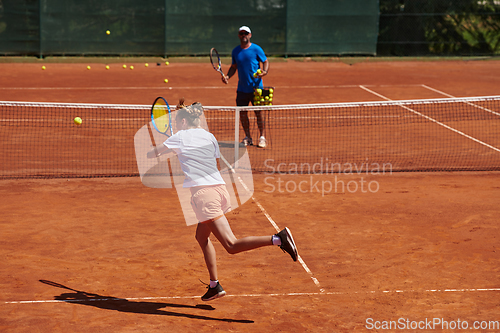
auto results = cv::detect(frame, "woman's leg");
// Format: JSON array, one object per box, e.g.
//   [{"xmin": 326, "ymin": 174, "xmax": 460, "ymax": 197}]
[
  {"xmin": 195, "ymin": 222, "xmax": 218, "ymax": 281},
  {"xmin": 208, "ymin": 215, "xmax": 272, "ymax": 254}
]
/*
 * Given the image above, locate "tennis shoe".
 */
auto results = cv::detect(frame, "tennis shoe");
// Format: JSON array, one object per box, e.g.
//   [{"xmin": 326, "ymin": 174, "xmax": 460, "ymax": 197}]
[
  {"xmin": 258, "ymin": 136, "xmax": 267, "ymax": 148},
  {"xmin": 241, "ymin": 137, "xmax": 253, "ymax": 146},
  {"xmin": 201, "ymin": 282, "xmax": 226, "ymax": 301},
  {"xmin": 276, "ymin": 227, "xmax": 298, "ymax": 262}
]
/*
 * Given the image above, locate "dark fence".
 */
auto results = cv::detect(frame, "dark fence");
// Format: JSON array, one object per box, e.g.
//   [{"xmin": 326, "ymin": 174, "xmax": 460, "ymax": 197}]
[
  {"xmin": 0, "ymin": 0, "xmax": 379, "ymax": 57},
  {"xmin": 1, "ymin": 0, "xmax": 498, "ymax": 57}
]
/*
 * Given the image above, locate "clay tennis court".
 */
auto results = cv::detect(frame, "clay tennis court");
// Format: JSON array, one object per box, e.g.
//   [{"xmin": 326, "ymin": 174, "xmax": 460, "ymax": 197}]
[{"xmin": 1, "ymin": 58, "xmax": 500, "ymax": 332}]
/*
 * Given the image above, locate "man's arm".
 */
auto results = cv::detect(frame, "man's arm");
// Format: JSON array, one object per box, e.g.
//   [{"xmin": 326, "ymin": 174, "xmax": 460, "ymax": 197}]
[
  {"xmin": 223, "ymin": 64, "xmax": 237, "ymax": 84},
  {"xmin": 258, "ymin": 59, "xmax": 269, "ymax": 78}
]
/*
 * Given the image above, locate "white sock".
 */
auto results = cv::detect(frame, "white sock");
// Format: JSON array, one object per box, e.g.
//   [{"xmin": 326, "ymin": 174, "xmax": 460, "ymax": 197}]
[
  {"xmin": 209, "ymin": 280, "xmax": 218, "ymax": 288},
  {"xmin": 272, "ymin": 235, "xmax": 281, "ymax": 246}
]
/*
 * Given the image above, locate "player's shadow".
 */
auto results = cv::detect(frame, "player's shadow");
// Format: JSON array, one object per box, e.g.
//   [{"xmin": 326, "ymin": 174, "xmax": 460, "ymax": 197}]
[{"xmin": 39, "ymin": 280, "xmax": 253, "ymax": 323}]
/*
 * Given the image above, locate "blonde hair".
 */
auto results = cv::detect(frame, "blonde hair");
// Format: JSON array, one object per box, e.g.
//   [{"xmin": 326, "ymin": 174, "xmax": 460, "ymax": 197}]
[{"xmin": 176, "ymin": 98, "xmax": 203, "ymax": 127}]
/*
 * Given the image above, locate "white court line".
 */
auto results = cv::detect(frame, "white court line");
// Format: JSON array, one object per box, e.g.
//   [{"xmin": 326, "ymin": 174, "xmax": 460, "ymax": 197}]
[
  {"xmin": 359, "ymin": 85, "xmax": 500, "ymax": 154},
  {"xmin": 421, "ymin": 84, "xmax": 456, "ymax": 98},
  {"xmin": 252, "ymin": 199, "xmax": 325, "ymax": 293},
  {"xmin": 0, "ymin": 86, "xmax": 233, "ymax": 90},
  {"xmin": 4, "ymin": 287, "xmax": 500, "ymax": 305},
  {"xmin": 421, "ymin": 84, "xmax": 500, "ymax": 117},
  {"xmin": 219, "ymin": 154, "xmax": 324, "ymax": 293},
  {"xmin": 0, "ymin": 84, "xmax": 424, "ymax": 91}
]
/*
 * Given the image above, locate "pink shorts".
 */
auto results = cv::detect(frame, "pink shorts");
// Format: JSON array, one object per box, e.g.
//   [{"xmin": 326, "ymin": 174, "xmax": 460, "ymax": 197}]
[{"xmin": 190, "ymin": 185, "xmax": 231, "ymax": 223}]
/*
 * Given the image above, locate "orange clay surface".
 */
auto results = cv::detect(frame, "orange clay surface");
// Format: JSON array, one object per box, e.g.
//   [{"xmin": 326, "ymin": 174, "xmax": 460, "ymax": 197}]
[{"xmin": 1, "ymin": 58, "xmax": 500, "ymax": 332}]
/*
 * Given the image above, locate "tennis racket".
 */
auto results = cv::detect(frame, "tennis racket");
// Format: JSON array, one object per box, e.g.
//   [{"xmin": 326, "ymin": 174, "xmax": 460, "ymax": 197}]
[
  {"xmin": 147, "ymin": 97, "xmax": 173, "ymax": 159},
  {"xmin": 151, "ymin": 96, "xmax": 172, "ymax": 137},
  {"xmin": 210, "ymin": 48, "xmax": 225, "ymax": 79}
]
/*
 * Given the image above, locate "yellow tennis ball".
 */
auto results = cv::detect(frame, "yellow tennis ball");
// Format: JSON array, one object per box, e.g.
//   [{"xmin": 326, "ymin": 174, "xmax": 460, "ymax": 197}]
[
  {"xmin": 106, "ymin": 30, "xmax": 110, "ymax": 35},
  {"xmin": 41, "ymin": 66, "xmax": 46, "ymax": 70},
  {"xmin": 164, "ymin": 79, "xmax": 169, "ymax": 83},
  {"xmin": 256, "ymin": 89, "xmax": 262, "ymax": 95},
  {"xmin": 122, "ymin": 64, "xmax": 127, "ymax": 69},
  {"xmin": 130, "ymin": 65, "xmax": 134, "ymax": 70},
  {"xmin": 165, "ymin": 61, "xmax": 169, "ymax": 65},
  {"xmin": 87, "ymin": 65, "xmax": 91, "ymax": 70},
  {"xmin": 145, "ymin": 63, "xmax": 149, "ymax": 67},
  {"xmin": 105, "ymin": 65, "xmax": 110, "ymax": 70},
  {"xmin": 74, "ymin": 117, "xmax": 82, "ymax": 125},
  {"xmin": 269, "ymin": 88, "xmax": 274, "ymax": 94}
]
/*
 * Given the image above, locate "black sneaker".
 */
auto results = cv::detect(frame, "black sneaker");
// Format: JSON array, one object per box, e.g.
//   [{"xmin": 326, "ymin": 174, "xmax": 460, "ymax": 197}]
[
  {"xmin": 201, "ymin": 282, "xmax": 226, "ymax": 301},
  {"xmin": 276, "ymin": 227, "xmax": 298, "ymax": 262},
  {"xmin": 241, "ymin": 137, "xmax": 253, "ymax": 146}
]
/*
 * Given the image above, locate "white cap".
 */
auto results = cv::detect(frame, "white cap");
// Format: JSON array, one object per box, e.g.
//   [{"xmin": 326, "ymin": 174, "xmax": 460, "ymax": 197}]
[{"xmin": 239, "ymin": 26, "xmax": 251, "ymax": 34}]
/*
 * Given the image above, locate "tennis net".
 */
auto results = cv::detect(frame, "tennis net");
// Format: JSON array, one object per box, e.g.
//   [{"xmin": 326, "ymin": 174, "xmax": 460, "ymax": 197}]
[{"xmin": 1, "ymin": 96, "xmax": 500, "ymax": 179}]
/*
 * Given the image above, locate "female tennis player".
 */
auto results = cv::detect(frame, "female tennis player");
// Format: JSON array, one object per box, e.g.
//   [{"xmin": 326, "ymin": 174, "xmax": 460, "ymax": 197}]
[{"xmin": 148, "ymin": 99, "xmax": 298, "ymax": 301}]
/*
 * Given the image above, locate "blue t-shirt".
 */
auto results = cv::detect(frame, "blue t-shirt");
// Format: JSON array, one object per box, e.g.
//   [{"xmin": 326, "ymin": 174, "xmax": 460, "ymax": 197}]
[{"xmin": 232, "ymin": 43, "xmax": 267, "ymax": 93}]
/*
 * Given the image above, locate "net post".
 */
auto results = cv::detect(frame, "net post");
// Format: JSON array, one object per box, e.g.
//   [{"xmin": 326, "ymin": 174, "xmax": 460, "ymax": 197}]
[{"xmin": 234, "ymin": 107, "xmax": 240, "ymax": 168}]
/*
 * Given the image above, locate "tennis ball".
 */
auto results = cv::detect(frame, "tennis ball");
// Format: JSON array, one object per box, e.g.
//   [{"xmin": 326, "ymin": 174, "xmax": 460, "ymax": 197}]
[
  {"xmin": 253, "ymin": 69, "xmax": 262, "ymax": 78},
  {"xmin": 269, "ymin": 88, "xmax": 274, "ymax": 94},
  {"xmin": 105, "ymin": 65, "xmax": 110, "ymax": 70},
  {"xmin": 106, "ymin": 30, "xmax": 110, "ymax": 35},
  {"xmin": 164, "ymin": 79, "xmax": 169, "ymax": 83},
  {"xmin": 122, "ymin": 64, "xmax": 127, "ymax": 69},
  {"xmin": 87, "ymin": 65, "xmax": 91, "ymax": 70},
  {"xmin": 145, "ymin": 63, "xmax": 149, "ymax": 67},
  {"xmin": 74, "ymin": 117, "xmax": 82, "ymax": 125},
  {"xmin": 165, "ymin": 61, "xmax": 170, "ymax": 66},
  {"xmin": 130, "ymin": 65, "xmax": 134, "ymax": 70},
  {"xmin": 41, "ymin": 66, "xmax": 46, "ymax": 70},
  {"xmin": 256, "ymin": 89, "xmax": 262, "ymax": 95}
]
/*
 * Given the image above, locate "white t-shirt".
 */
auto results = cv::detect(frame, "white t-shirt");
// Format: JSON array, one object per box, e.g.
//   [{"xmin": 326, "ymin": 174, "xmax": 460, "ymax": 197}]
[{"xmin": 164, "ymin": 128, "xmax": 225, "ymax": 188}]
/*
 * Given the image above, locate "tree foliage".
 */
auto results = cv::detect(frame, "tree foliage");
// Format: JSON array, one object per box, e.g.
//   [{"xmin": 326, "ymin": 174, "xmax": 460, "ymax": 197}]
[{"xmin": 379, "ymin": 0, "xmax": 500, "ymax": 55}]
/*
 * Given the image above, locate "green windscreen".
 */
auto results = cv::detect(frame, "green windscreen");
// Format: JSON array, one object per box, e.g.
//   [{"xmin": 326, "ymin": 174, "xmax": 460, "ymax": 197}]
[
  {"xmin": 0, "ymin": 0, "xmax": 379, "ymax": 56},
  {"xmin": 286, "ymin": 1, "xmax": 380, "ymax": 55}
]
